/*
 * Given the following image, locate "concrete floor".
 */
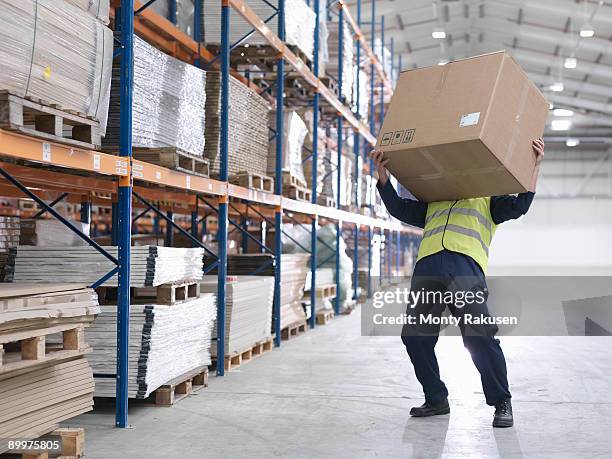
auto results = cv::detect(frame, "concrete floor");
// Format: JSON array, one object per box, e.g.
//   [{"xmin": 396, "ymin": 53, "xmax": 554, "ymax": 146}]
[{"xmin": 74, "ymin": 300, "xmax": 612, "ymax": 458}]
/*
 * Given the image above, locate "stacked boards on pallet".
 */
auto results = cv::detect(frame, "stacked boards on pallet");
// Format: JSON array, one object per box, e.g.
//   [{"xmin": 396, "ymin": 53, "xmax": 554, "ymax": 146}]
[
  {"xmin": 203, "ymin": 0, "xmax": 316, "ymax": 62},
  {"xmin": 19, "ymin": 219, "xmax": 90, "ymax": 247},
  {"xmin": 204, "ymin": 72, "xmax": 270, "ymax": 178},
  {"xmin": 88, "ymin": 293, "xmax": 216, "ymax": 398},
  {"xmin": 0, "ymin": 0, "xmax": 113, "ymax": 131},
  {"xmin": 11, "ymin": 246, "xmax": 204, "ymax": 286},
  {"xmin": 201, "ymin": 276, "xmax": 273, "ymax": 358},
  {"xmin": 0, "ymin": 217, "xmax": 20, "ymax": 281},
  {"xmin": 267, "ymin": 110, "xmax": 308, "ymax": 187},
  {"xmin": 103, "ymin": 36, "xmax": 208, "ymax": 160},
  {"xmin": 0, "ymin": 283, "xmax": 99, "ymax": 453},
  {"xmin": 326, "ymin": 21, "xmax": 354, "ymax": 107},
  {"xmin": 204, "ymin": 254, "xmax": 310, "ymax": 328}
]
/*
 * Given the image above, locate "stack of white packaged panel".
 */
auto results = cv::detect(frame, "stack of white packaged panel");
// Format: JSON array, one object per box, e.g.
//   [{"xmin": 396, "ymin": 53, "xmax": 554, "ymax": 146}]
[
  {"xmin": 201, "ymin": 276, "xmax": 274, "ymax": 357},
  {"xmin": 19, "ymin": 219, "xmax": 90, "ymax": 247},
  {"xmin": 267, "ymin": 110, "xmax": 308, "ymax": 185},
  {"xmin": 0, "ymin": 0, "xmax": 113, "ymax": 130},
  {"xmin": 205, "ymin": 72, "xmax": 270, "ymax": 177},
  {"xmin": 327, "ymin": 22, "xmax": 354, "ymax": 105},
  {"xmin": 89, "ymin": 293, "xmax": 216, "ymax": 398},
  {"xmin": 0, "ymin": 283, "xmax": 99, "ymax": 453},
  {"xmin": 202, "ymin": 0, "xmax": 316, "ymax": 62},
  {"xmin": 104, "ymin": 36, "xmax": 207, "ymax": 158},
  {"xmin": 11, "ymin": 246, "xmax": 204, "ymax": 287}
]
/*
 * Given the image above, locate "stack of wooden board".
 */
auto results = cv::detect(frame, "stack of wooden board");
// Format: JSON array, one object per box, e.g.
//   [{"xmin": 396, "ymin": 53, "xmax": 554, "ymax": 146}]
[
  {"xmin": 11, "ymin": 246, "xmax": 204, "ymax": 286},
  {"xmin": 0, "ymin": 216, "xmax": 20, "ymax": 281},
  {"xmin": 205, "ymin": 72, "xmax": 270, "ymax": 177},
  {"xmin": 0, "ymin": 0, "xmax": 113, "ymax": 132},
  {"xmin": 0, "ymin": 283, "xmax": 99, "ymax": 453},
  {"xmin": 201, "ymin": 276, "xmax": 274, "ymax": 357},
  {"xmin": 89, "ymin": 293, "xmax": 216, "ymax": 399},
  {"xmin": 103, "ymin": 36, "xmax": 207, "ymax": 160},
  {"xmin": 203, "ymin": 254, "xmax": 310, "ymax": 328}
]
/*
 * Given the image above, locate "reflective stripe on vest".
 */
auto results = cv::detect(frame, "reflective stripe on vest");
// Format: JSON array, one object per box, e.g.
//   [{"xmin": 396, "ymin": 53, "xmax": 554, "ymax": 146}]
[{"xmin": 417, "ymin": 197, "xmax": 497, "ymax": 273}]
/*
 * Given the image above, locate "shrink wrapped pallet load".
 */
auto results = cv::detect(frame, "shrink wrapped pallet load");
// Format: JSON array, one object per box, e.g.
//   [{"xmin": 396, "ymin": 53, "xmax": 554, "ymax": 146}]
[
  {"xmin": 11, "ymin": 246, "xmax": 205, "ymax": 287},
  {"xmin": 104, "ymin": 36, "xmax": 207, "ymax": 158},
  {"xmin": 88, "ymin": 294, "xmax": 216, "ymax": 398},
  {"xmin": 352, "ymin": 67, "xmax": 369, "ymax": 118},
  {"xmin": 149, "ymin": 0, "xmax": 195, "ymax": 37},
  {"xmin": 327, "ymin": 22, "xmax": 354, "ymax": 105},
  {"xmin": 0, "ymin": 0, "xmax": 113, "ymax": 131},
  {"xmin": 205, "ymin": 72, "xmax": 270, "ymax": 177},
  {"xmin": 0, "ymin": 283, "xmax": 99, "ymax": 452},
  {"xmin": 202, "ymin": 0, "xmax": 316, "ymax": 62},
  {"xmin": 201, "ymin": 276, "xmax": 274, "ymax": 356},
  {"xmin": 0, "ymin": 217, "xmax": 20, "ymax": 282},
  {"xmin": 268, "ymin": 110, "xmax": 308, "ymax": 186}
]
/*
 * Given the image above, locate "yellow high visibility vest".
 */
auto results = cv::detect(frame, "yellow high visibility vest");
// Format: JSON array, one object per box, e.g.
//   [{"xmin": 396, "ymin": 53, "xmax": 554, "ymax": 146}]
[{"xmin": 416, "ymin": 197, "xmax": 497, "ymax": 273}]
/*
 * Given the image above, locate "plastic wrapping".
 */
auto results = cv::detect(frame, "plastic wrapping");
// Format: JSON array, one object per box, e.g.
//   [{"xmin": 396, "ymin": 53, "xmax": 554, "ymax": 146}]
[
  {"xmin": 268, "ymin": 110, "xmax": 308, "ymax": 185},
  {"xmin": 374, "ymin": 38, "xmax": 393, "ymax": 82},
  {"xmin": 0, "ymin": 0, "xmax": 113, "ymax": 132},
  {"xmin": 352, "ymin": 67, "xmax": 369, "ymax": 118},
  {"xmin": 203, "ymin": 0, "xmax": 316, "ymax": 62},
  {"xmin": 205, "ymin": 72, "xmax": 270, "ymax": 177},
  {"xmin": 327, "ymin": 22, "xmax": 354, "ymax": 105},
  {"xmin": 104, "ymin": 36, "xmax": 206, "ymax": 157}
]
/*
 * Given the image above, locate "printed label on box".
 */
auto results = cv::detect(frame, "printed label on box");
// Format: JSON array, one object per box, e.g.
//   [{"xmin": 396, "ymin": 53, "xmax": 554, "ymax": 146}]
[
  {"xmin": 392, "ymin": 131, "xmax": 403, "ymax": 145},
  {"xmin": 460, "ymin": 112, "xmax": 481, "ymax": 127},
  {"xmin": 380, "ymin": 132, "xmax": 393, "ymax": 146},
  {"xmin": 402, "ymin": 129, "xmax": 415, "ymax": 144}
]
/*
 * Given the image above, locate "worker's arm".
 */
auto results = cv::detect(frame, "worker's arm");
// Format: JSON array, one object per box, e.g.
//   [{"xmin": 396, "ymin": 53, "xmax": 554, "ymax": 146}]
[
  {"xmin": 490, "ymin": 138, "xmax": 545, "ymax": 224},
  {"xmin": 369, "ymin": 150, "xmax": 428, "ymax": 228}
]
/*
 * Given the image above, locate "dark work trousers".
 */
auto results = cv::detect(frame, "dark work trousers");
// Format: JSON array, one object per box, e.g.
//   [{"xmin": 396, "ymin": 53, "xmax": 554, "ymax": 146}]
[{"xmin": 401, "ymin": 250, "xmax": 511, "ymax": 406}]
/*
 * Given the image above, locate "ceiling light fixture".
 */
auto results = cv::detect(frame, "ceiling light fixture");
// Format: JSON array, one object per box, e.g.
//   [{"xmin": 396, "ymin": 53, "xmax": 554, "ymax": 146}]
[
  {"xmin": 553, "ymin": 108, "xmax": 574, "ymax": 117},
  {"xmin": 564, "ymin": 57, "xmax": 577, "ymax": 69},
  {"xmin": 432, "ymin": 29, "xmax": 446, "ymax": 39},
  {"xmin": 580, "ymin": 25, "xmax": 595, "ymax": 37},
  {"xmin": 551, "ymin": 119, "xmax": 572, "ymax": 131},
  {"xmin": 566, "ymin": 138, "xmax": 580, "ymax": 147},
  {"xmin": 549, "ymin": 82, "xmax": 564, "ymax": 92}
]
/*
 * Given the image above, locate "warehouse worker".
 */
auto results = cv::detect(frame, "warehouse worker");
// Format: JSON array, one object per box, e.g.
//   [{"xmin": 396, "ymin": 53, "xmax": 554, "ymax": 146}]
[{"xmin": 369, "ymin": 138, "xmax": 545, "ymax": 428}]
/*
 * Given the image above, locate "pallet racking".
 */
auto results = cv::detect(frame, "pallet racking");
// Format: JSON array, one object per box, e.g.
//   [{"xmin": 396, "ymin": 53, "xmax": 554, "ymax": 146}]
[{"xmin": 0, "ymin": 0, "xmax": 422, "ymax": 428}]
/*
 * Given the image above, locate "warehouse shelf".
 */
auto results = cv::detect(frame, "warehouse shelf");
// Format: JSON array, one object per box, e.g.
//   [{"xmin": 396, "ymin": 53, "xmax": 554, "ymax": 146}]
[
  {"xmin": 0, "ymin": 0, "xmax": 416, "ymax": 430},
  {"xmin": 337, "ymin": 0, "xmax": 393, "ymax": 94}
]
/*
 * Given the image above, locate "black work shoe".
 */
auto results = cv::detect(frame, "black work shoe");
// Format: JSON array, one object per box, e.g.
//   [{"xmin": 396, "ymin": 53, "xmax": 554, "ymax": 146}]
[
  {"xmin": 493, "ymin": 398, "xmax": 513, "ymax": 428},
  {"xmin": 410, "ymin": 399, "xmax": 450, "ymax": 417}
]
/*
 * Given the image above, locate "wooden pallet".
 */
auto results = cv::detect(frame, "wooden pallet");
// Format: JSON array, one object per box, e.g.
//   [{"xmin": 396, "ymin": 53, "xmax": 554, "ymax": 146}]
[
  {"xmin": 316, "ymin": 283, "xmax": 337, "ymax": 300},
  {"xmin": 0, "ymin": 91, "xmax": 101, "ymax": 150},
  {"xmin": 153, "ymin": 367, "xmax": 209, "ymax": 406},
  {"xmin": 320, "ymin": 76, "xmax": 339, "ymax": 97},
  {"xmin": 318, "ymin": 195, "xmax": 336, "ymax": 208},
  {"xmin": 283, "ymin": 184, "xmax": 312, "ymax": 202},
  {"xmin": 96, "ymin": 281, "xmax": 201, "ymax": 305},
  {"xmin": 217, "ymin": 338, "xmax": 274, "ymax": 372},
  {"xmin": 316, "ymin": 309, "xmax": 335, "ymax": 325},
  {"xmin": 131, "ymin": 148, "xmax": 210, "ymax": 177},
  {"xmin": 0, "ymin": 324, "xmax": 87, "ymax": 376},
  {"xmin": 230, "ymin": 172, "xmax": 274, "ymax": 193},
  {"xmin": 281, "ymin": 320, "xmax": 308, "ymax": 341},
  {"xmin": 9, "ymin": 427, "xmax": 85, "ymax": 459},
  {"xmin": 282, "ymin": 171, "xmax": 307, "ymax": 189}
]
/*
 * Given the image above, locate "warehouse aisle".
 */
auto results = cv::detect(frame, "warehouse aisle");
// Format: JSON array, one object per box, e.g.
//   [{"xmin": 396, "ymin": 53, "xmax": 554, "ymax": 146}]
[{"xmin": 75, "ymin": 298, "xmax": 612, "ymax": 458}]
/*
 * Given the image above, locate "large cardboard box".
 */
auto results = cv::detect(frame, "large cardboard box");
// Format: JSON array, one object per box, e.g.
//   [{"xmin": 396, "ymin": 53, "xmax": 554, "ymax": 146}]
[{"xmin": 377, "ymin": 51, "xmax": 549, "ymax": 202}]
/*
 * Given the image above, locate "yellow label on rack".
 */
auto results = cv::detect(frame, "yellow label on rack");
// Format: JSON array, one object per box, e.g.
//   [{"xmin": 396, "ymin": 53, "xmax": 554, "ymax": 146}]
[{"xmin": 43, "ymin": 65, "xmax": 52, "ymax": 80}]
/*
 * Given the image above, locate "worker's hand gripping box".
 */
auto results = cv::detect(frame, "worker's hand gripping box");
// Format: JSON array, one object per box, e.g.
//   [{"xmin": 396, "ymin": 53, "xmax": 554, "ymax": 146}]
[{"xmin": 377, "ymin": 51, "xmax": 549, "ymax": 201}]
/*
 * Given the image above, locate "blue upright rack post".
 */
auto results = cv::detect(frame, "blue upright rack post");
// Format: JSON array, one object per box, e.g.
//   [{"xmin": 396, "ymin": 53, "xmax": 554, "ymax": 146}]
[
  {"xmin": 168, "ymin": 0, "xmax": 177, "ymax": 24},
  {"xmin": 310, "ymin": 0, "xmax": 321, "ymax": 329},
  {"xmin": 217, "ymin": 0, "xmax": 231, "ymax": 376},
  {"xmin": 116, "ymin": 0, "xmax": 134, "ymax": 429},
  {"xmin": 273, "ymin": 0, "xmax": 285, "ymax": 346},
  {"xmin": 379, "ymin": 16, "xmax": 385, "ymax": 130},
  {"xmin": 334, "ymin": 6, "xmax": 343, "ymax": 316},
  {"xmin": 353, "ymin": 0, "xmax": 362, "ymax": 302},
  {"xmin": 164, "ymin": 210, "xmax": 174, "ymax": 246},
  {"xmin": 368, "ymin": 0, "xmax": 375, "ymax": 296}
]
